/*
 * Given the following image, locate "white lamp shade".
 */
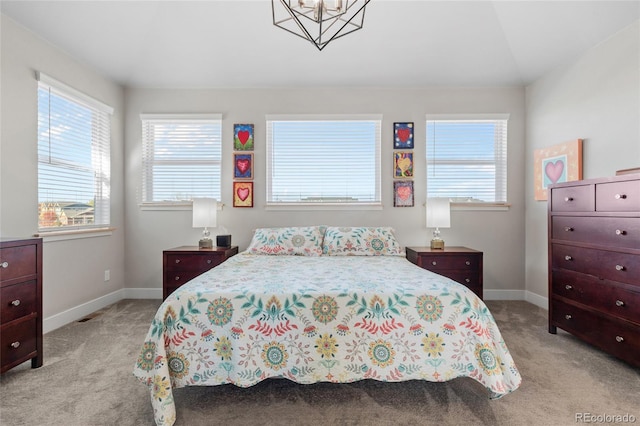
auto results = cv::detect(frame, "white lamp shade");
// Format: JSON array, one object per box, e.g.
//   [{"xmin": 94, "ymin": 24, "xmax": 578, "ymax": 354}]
[
  {"xmin": 192, "ymin": 198, "xmax": 217, "ymax": 228},
  {"xmin": 426, "ymin": 197, "xmax": 450, "ymax": 228}
]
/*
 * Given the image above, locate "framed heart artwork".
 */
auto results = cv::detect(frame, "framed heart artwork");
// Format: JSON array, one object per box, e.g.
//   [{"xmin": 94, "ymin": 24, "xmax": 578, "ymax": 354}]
[
  {"xmin": 234, "ymin": 153, "xmax": 253, "ymax": 180},
  {"xmin": 533, "ymin": 139, "xmax": 583, "ymax": 201},
  {"xmin": 233, "ymin": 123, "xmax": 254, "ymax": 151},
  {"xmin": 394, "ymin": 151, "xmax": 414, "ymax": 179},
  {"xmin": 233, "ymin": 182, "xmax": 253, "ymax": 207},
  {"xmin": 393, "ymin": 122, "xmax": 414, "ymax": 149},
  {"xmin": 394, "ymin": 181, "xmax": 414, "ymax": 207}
]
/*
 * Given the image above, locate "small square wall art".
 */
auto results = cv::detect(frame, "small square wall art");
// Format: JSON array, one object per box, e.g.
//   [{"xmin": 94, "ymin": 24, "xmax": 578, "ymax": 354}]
[
  {"xmin": 394, "ymin": 151, "xmax": 414, "ymax": 179},
  {"xmin": 234, "ymin": 153, "xmax": 253, "ymax": 180},
  {"xmin": 394, "ymin": 122, "xmax": 414, "ymax": 149},
  {"xmin": 234, "ymin": 123, "xmax": 254, "ymax": 151},
  {"xmin": 394, "ymin": 181, "xmax": 414, "ymax": 207},
  {"xmin": 233, "ymin": 182, "xmax": 253, "ymax": 207},
  {"xmin": 533, "ymin": 139, "xmax": 583, "ymax": 201}
]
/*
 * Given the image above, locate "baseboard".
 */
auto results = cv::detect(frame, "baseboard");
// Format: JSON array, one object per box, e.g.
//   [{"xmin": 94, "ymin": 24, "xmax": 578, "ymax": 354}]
[
  {"xmin": 43, "ymin": 289, "xmax": 125, "ymax": 334},
  {"xmin": 484, "ymin": 289, "xmax": 525, "ymax": 301},
  {"xmin": 124, "ymin": 287, "xmax": 163, "ymax": 300},
  {"xmin": 524, "ymin": 290, "xmax": 548, "ymax": 310}
]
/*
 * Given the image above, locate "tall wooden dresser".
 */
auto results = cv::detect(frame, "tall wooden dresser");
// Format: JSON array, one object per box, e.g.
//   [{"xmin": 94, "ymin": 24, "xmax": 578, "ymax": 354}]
[
  {"xmin": 548, "ymin": 174, "xmax": 639, "ymax": 367},
  {"xmin": 0, "ymin": 237, "xmax": 43, "ymax": 373}
]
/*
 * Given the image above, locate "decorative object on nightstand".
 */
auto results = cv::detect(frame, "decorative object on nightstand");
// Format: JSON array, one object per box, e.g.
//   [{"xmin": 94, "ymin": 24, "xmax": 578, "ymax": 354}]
[
  {"xmin": 426, "ymin": 197, "xmax": 450, "ymax": 249},
  {"xmin": 192, "ymin": 198, "xmax": 217, "ymax": 249},
  {"xmin": 163, "ymin": 246, "xmax": 239, "ymax": 300},
  {"xmin": 406, "ymin": 246, "xmax": 483, "ymax": 299}
]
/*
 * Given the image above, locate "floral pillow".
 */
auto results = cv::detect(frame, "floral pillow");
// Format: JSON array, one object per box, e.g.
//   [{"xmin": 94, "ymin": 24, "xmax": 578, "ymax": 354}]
[
  {"xmin": 322, "ymin": 227, "xmax": 404, "ymax": 256},
  {"xmin": 246, "ymin": 226, "xmax": 326, "ymax": 256}
]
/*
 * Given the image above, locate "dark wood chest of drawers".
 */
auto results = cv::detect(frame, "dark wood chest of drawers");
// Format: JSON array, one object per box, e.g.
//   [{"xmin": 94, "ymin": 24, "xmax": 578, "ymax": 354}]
[
  {"xmin": 0, "ymin": 238, "xmax": 43, "ymax": 373},
  {"xmin": 406, "ymin": 246, "xmax": 483, "ymax": 299},
  {"xmin": 548, "ymin": 174, "xmax": 640, "ymax": 367},
  {"xmin": 163, "ymin": 246, "xmax": 238, "ymax": 300}
]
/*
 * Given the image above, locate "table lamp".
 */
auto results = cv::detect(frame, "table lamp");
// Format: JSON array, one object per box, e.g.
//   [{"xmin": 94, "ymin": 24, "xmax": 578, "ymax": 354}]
[
  {"xmin": 192, "ymin": 198, "xmax": 217, "ymax": 249},
  {"xmin": 426, "ymin": 197, "xmax": 450, "ymax": 249}
]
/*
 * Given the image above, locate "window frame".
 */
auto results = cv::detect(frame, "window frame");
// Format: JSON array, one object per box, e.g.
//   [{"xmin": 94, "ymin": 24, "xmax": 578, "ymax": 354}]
[
  {"xmin": 139, "ymin": 114, "xmax": 222, "ymax": 209},
  {"xmin": 265, "ymin": 114, "xmax": 382, "ymax": 210},
  {"xmin": 36, "ymin": 72, "xmax": 113, "ymax": 232},
  {"xmin": 425, "ymin": 113, "xmax": 510, "ymax": 209}
]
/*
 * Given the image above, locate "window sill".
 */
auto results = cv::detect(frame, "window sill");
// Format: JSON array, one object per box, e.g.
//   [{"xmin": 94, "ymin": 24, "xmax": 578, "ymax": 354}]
[
  {"xmin": 34, "ymin": 227, "xmax": 115, "ymax": 242},
  {"xmin": 451, "ymin": 202, "xmax": 511, "ymax": 211},
  {"xmin": 265, "ymin": 203, "xmax": 383, "ymax": 211}
]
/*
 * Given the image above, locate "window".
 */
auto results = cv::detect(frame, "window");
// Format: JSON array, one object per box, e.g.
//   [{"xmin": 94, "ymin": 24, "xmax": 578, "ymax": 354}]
[
  {"xmin": 141, "ymin": 114, "xmax": 222, "ymax": 204},
  {"xmin": 426, "ymin": 114, "xmax": 508, "ymax": 204},
  {"xmin": 266, "ymin": 115, "xmax": 381, "ymax": 207},
  {"xmin": 37, "ymin": 73, "xmax": 113, "ymax": 230}
]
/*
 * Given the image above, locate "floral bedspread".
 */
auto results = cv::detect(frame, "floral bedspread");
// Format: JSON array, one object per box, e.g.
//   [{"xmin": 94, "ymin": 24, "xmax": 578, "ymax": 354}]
[{"xmin": 134, "ymin": 253, "xmax": 522, "ymax": 425}]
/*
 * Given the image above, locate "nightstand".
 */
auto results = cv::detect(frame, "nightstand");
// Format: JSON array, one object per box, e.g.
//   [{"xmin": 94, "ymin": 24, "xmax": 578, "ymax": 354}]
[
  {"xmin": 163, "ymin": 246, "xmax": 238, "ymax": 300},
  {"xmin": 406, "ymin": 246, "xmax": 483, "ymax": 299}
]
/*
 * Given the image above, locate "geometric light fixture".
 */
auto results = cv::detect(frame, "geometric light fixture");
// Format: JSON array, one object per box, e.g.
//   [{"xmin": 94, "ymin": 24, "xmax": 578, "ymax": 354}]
[{"xmin": 271, "ymin": 0, "xmax": 371, "ymax": 51}]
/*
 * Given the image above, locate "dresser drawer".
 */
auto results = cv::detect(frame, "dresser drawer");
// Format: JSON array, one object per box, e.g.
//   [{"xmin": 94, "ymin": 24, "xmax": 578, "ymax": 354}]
[
  {"xmin": 0, "ymin": 245, "xmax": 37, "ymax": 283},
  {"xmin": 550, "ymin": 185, "xmax": 594, "ymax": 212},
  {"xmin": 596, "ymin": 180, "xmax": 640, "ymax": 212},
  {"xmin": 552, "ymin": 244, "xmax": 640, "ymax": 286},
  {"xmin": 552, "ymin": 269, "xmax": 640, "ymax": 324},
  {"xmin": 164, "ymin": 254, "xmax": 222, "ymax": 272},
  {"xmin": 1, "ymin": 280, "xmax": 37, "ymax": 324},
  {"xmin": 551, "ymin": 216, "xmax": 640, "ymax": 249},
  {"xmin": 1, "ymin": 317, "xmax": 38, "ymax": 370},
  {"xmin": 551, "ymin": 299, "xmax": 640, "ymax": 367},
  {"xmin": 419, "ymin": 255, "xmax": 479, "ymax": 271}
]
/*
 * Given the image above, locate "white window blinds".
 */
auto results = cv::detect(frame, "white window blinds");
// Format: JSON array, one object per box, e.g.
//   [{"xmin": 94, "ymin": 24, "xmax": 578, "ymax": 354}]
[
  {"xmin": 37, "ymin": 73, "xmax": 112, "ymax": 230},
  {"xmin": 266, "ymin": 115, "xmax": 381, "ymax": 206},
  {"xmin": 426, "ymin": 115, "xmax": 508, "ymax": 203},
  {"xmin": 141, "ymin": 114, "xmax": 222, "ymax": 203}
]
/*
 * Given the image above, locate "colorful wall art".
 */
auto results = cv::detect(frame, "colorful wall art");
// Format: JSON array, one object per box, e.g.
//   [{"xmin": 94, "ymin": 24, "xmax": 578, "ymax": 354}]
[
  {"xmin": 233, "ymin": 182, "xmax": 253, "ymax": 207},
  {"xmin": 233, "ymin": 123, "xmax": 254, "ymax": 151},
  {"xmin": 394, "ymin": 181, "xmax": 414, "ymax": 207},
  {"xmin": 234, "ymin": 153, "xmax": 253, "ymax": 180},
  {"xmin": 533, "ymin": 139, "xmax": 583, "ymax": 201}
]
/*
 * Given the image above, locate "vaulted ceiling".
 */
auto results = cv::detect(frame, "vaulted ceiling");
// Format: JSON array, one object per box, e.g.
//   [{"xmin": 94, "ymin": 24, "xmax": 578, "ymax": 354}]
[{"xmin": 2, "ymin": 1, "xmax": 638, "ymax": 88}]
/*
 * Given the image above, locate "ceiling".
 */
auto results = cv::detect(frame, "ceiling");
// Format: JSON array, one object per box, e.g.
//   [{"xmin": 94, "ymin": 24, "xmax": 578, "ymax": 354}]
[{"xmin": 2, "ymin": 1, "xmax": 638, "ymax": 89}]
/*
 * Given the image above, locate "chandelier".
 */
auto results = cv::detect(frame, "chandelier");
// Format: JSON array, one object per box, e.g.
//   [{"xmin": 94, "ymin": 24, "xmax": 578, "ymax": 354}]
[{"xmin": 272, "ymin": 0, "xmax": 371, "ymax": 51}]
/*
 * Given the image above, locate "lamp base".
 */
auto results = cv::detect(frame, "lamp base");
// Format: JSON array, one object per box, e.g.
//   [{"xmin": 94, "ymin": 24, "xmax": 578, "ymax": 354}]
[
  {"xmin": 430, "ymin": 238, "xmax": 445, "ymax": 250},
  {"xmin": 199, "ymin": 238, "xmax": 213, "ymax": 249}
]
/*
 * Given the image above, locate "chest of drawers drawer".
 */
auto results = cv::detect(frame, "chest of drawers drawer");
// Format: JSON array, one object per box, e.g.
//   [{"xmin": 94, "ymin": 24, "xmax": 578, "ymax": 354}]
[
  {"xmin": 551, "ymin": 216, "xmax": 640, "ymax": 249},
  {"xmin": 551, "ymin": 299, "xmax": 639, "ymax": 367},
  {"xmin": 550, "ymin": 184, "xmax": 594, "ymax": 212},
  {"xmin": 0, "ymin": 244, "xmax": 37, "ymax": 283},
  {"xmin": 552, "ymin": 244, "xmax": 639, "ymax": 286},
  {"xmin": 551, "ymin": 269, "xmax": 640, "ymax": 324},
  {"xmin": 1, "ymin": 317, "xmax": 38, "ymax": 369},
  {"xmin": 596, "ymin": 180, "xmax": 640, "ymax": 212}
]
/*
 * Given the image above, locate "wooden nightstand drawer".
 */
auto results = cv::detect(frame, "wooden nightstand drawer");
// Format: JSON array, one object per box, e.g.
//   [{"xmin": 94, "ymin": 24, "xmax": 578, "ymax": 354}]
[
  {"xmin": 165, "ymin": 254, "xmax": 223, "ymax": 272},
  {"xmin": 1, "ymin": 280, "xmax": 37, "ymax": 324},
  {"xmin": 406, "ymin": 247, "xmax": 483, "ymax": 299},
  {"xmin": 0, "ymin": 244, "xmax": 37, "ymax": 284}
]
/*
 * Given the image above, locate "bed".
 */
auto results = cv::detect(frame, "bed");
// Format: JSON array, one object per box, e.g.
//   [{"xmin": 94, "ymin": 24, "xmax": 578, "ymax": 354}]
[{"xmin": 134, "ymin": 226, "xmax": 522, "ymax": 425}]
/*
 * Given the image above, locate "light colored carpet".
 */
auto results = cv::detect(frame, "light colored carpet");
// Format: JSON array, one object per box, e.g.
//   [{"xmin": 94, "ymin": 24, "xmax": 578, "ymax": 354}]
[{"xmin": 1, "ymin": 300, "xmax": 638, "ymax": 426}]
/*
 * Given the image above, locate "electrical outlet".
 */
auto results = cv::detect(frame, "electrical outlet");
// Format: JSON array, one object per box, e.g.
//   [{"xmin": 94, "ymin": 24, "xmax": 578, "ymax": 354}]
[{"xmin": 104, "ymin": 269, "xmax": 110, "ymax": 281}]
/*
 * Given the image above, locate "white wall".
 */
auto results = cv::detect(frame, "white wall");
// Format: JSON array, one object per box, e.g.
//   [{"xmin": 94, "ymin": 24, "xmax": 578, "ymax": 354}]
[
  {"xmin": 524, "ymin": 20, "xmax": 640, "ymax": 301},
  {"xmin": 124, "ymin": 87, "xmax": 526, "ymax": 298},
  {"xmin": 0, "ymin": 15, "xmax": 126, "ymax": 327}
]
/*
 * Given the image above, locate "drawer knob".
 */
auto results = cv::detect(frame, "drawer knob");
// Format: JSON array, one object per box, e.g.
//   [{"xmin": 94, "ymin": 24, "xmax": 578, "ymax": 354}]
[
  {"xmin": 431, "ymin": 261, "xmax": 437, "ymax": 266},
  {"xmin": 565, "ymin": 314, "xmax": 572, "ymax": 320},
  {"xmin": 615, "ymin": 300, "xmax": 625, "ymax": 307},
  {"xmin": 564, "ymin": 197, "xmax": 573, "ymax": 202},
  {"xmin": 615, "ymin": 336, "xmax": 624, "ymax": 343},
  {"xmin": 10, "ymin": 341, "xmax": 20, "ymax": 349},
  {"xmin": 614, "ymin": 193, "xmax": 627, "ymax": 200},
  {"xmin": 175, "ymin": 259, "xmax": 181, "ymax": 264},
  {"xmin": 1, "ymin": 261, "xmax": 8, "ymax": 268},
  {"xmin": 465, "ymin": 278, "xmax": 471, "ymax": 283},
  {"xmin": 615, "ymin": 265, "xmax": 625, "ymax": 271},
  {"xmin": 10, "ymin": 299, "xmax": 21, "ymax": 306},
  {"xmin": 207, "ymin": 259, "xmax": 212, "ymax": 264},
  {"xmin": 564, "ymin": 255, "xmax": 572, "ymax": 261},
  {"xmin": 175, "ymin": 276, "xmax": 180, "ymax": 281},
  {"xmin": 565, "ymin": 285, "xmax": 573, "ymax": 290},
  {"xmin": 615, "ymin": 229, "xmax": 626, "ymax": 236},
  {"xmin": 465, "ymin": 260, "xmax": 471, "ymax": 266},
  {"xmin": 564, "ymin": 227, "xmax": 573, "ymax": 232}
]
